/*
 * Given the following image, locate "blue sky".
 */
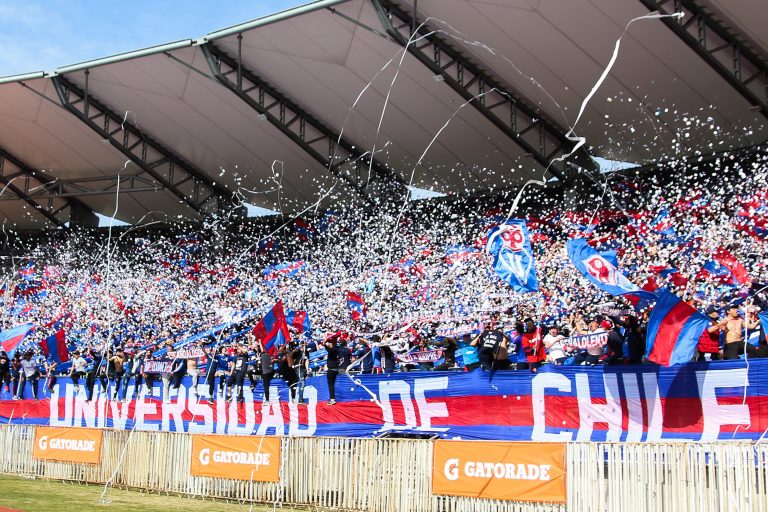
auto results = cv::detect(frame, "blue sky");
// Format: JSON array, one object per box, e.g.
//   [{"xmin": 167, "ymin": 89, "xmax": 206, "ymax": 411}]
[{"xmin": 0, "ymin": 1, "xmax": 306, "ymax": 77}]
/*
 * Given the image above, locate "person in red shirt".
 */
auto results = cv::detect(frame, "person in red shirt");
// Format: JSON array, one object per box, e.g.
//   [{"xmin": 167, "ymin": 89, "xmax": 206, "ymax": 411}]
[
  {"xmin": 521, "ymin": 318, "xmax": 545, "ymax": 373},
  {"xmin": 696, "ymin": 306, "xmax": 723, "ymax": 361}
]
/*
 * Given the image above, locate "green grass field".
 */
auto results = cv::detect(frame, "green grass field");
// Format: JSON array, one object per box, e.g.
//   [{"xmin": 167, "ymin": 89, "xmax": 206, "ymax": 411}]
[{"xmin": 0, "ymin": 475, "xmax": 301, "ymax": 512}]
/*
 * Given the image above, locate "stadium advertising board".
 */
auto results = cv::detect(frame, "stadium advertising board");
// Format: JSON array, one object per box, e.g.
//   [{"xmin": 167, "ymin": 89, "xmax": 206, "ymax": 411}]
[
  {"xmin": 432, "ymin": 440, "xmax": 566, "ymax": 502},
  {"xmin": 189, "ymin": 434, "xmax": 280, "ymax": 481},
  {"xmin": 32, "ymin": 426, "xmax": 103, "ymax": 464}
]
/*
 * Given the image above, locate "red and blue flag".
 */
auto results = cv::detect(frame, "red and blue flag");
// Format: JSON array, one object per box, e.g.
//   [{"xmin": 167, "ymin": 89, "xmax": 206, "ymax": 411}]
[
  {"xmin": 645, "ymin": 290, "xmax": 710, "ymax": 366},
  {"xmin": 39, "ymin": 329, "xmax": 69, "ymax": 364},
  {"xmin": 345, "ymin": 291, "xmax": 366, "ymax": 321},
  {"xmin": 252, "ymin": 301, "xmax": 291, "ymax": 355},
  {"xmin": 0, "ymin": 324, "xmax": 34, "ymax": 358}
]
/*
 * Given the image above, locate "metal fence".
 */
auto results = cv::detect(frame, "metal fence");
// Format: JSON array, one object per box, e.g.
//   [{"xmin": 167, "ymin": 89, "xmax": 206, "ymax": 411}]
[{"xmin": 0, "ymin": 425, "xmax": 765, "ymax": 511}]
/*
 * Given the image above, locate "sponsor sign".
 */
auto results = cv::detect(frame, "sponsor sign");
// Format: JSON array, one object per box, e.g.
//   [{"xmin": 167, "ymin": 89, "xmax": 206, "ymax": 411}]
[
  {"xmin": 396, "ymin": 349, "xmax": 444, "ymax": 364},
  {"xmin": 33, "ymin": 427, "xmax": 103, "ymax": 464},
  {"xmin": 432, "ymin": 440, "xmax": 566, "ymax": 503},
  {"xmin": 190, "ymin": 435, "xmax": 280, "ymax": 481}
]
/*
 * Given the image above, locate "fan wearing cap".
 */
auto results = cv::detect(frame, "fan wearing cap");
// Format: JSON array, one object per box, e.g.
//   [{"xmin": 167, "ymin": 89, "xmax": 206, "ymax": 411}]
[
  {"xmin": 696, "ymin": 306, "xmax": 724, "ymax": 361},
  {"xmin": 723, "ymin": 303, "xmax": 759, "ymax": 360}
]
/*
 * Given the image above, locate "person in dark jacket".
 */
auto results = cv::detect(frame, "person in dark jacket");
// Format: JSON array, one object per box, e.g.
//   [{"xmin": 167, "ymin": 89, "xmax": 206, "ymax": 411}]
[{"xmin": 324, "ymin": 337, "xmax": 340, "ymax": 405}]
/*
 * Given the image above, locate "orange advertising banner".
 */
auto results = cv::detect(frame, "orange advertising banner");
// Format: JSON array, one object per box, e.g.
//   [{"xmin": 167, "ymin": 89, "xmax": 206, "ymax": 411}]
[
  {"xmin": 32, "ymin": 427, "xmax": 103, "ymax": 464},
  {"xmin": 432, "ymin": 440, "xmax": 566, "ymax": 503},
  {"xmin": 189, "ymin": 435, "xmax": 280, "ymax": 482}
]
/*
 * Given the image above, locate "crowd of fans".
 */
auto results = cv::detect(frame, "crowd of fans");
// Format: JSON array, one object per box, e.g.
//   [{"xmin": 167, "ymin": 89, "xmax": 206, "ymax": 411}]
[{"xmin": 0, "ymin": 150, "xmax": 766, "ymax": 403}]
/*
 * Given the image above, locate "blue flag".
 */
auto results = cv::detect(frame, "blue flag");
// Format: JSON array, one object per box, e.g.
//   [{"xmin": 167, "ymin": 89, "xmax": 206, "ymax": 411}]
[
  {"xmin": 567, "ymin": 238, "xmax": 655, "ymax": 300},
  {"xmin": 486, "ymin": 220, "xmax": 538, "ymax": 293}
]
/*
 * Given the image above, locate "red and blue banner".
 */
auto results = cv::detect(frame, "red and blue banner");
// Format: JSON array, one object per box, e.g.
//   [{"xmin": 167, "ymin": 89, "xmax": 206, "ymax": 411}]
[
  {"xmin": 1, "ymin": 360, "xmax": 766, "ymax": 442},
  {"xmin": 0, "ymin": 324, "xmax": 34, "ymax": 358}
]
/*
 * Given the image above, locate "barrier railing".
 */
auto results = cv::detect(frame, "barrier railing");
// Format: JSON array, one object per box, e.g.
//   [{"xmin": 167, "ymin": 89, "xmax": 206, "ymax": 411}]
[{"xmin": 0, "ymin": 425, "xmax": 766, "ymax": 511}]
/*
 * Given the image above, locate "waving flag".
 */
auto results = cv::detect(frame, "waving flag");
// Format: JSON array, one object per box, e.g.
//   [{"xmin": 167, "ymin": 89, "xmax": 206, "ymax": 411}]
[
  {"xmin": 645, "ymin": 290, "xmax": 710, "ymax": 366},
  {"xmin": 286, "ymin": 309, "xmax": 311, "ymax": 334},
  {"xmin": 346, "ymin": 291, "xmax": 366, "ymax": 321},
  {"xmin": 697, "ymin": 260, "xmax": 736, "ymax": 286},
  {"xmin": 252, "ymin": 301, "xmax": 291, "ymax": 355},
  {"xmin": 713, "ymin": 248, "xmax": 751, "ymax": 285},
  {"xmin": 39, "ymin": 329, "xmax": 69, "ymax": 364},
  {"xmin": 263, "ymin": 260, "xmax": 306, "ymax": 280},
  {"xmin": 444, "ymin": 245, "xmax": 480, "ymax": 265},
  {"xmin": 294, "ymin": 218, "xmax": 315, "ymax": 241},
  {"xmin": 0, "ymin": 324, "xmax": 34, "ymax": 358},
  {"xmin": 760, "ymin": 312, "xmax": 768, "ymax": 340},
  {"xmin": 567, "ymin": 238, "xmax": 654, "ymax": 300},
  {"xmin": 486, "ymin": 220, "xmax": 538, "ymax": 293}
]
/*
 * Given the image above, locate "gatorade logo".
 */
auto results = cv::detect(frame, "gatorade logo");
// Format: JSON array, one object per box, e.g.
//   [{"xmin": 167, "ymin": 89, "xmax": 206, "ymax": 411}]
[
  {"xmin": 37, "ymin": 436, "xmax": 48, "ymax": 451},
  {"xmin": 199, "ymin": 448, "xmax": 210, "ymax": 466},
  {"xmin": 444, "ymin": 458, "xmax": 459, "ymax": 480}
]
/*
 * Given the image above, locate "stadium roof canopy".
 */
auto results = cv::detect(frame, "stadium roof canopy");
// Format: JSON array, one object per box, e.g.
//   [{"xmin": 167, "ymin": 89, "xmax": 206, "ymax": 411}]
[{"xmin": 0, "ymin": 0, "xmax": 766, "ymax": 228}]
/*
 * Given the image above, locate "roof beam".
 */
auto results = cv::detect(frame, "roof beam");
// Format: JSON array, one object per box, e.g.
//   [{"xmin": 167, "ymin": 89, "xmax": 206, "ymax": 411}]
[
  {"xmin": 200, "ymin": 41, "xmax": 406, "ymax": 204},
  {"xmin": 50, "ymin": 74, "xmax": 234, "ymax": 214},
  {"xmin": 639, "ymin": 0, "xmax": 768, "ymax": 119},
  {"xmin": 0, "ymin": 173, "xmax": 163, "ymax": 201},
  {"xmin": 0, "ymin": 146, "xmax": 77, "ymax": 227},
  {"xmin": 371, "ymin": 0, "xmax": 601, "ymax": 184}
]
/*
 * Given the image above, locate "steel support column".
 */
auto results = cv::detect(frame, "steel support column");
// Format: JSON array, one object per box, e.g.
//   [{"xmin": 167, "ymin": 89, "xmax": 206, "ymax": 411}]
[
  {"xmin": 200, "ymin": 42, "xmax": 406, "ymax": 204},
  {"xmin": 371, "ymin": 0, "xmax": 600, "ymax": 184},
  {"xmin": 639, "ymin": 0, "xmax": 768, "ymax": 119},
  {"xmin": 50, "ymin": 75, "xmax": 234, "ymax": 214}
]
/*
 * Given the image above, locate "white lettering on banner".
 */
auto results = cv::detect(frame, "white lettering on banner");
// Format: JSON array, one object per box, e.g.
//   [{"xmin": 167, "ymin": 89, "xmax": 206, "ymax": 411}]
[
  {"xmin": 379, "ymin": 379, "xmax": 449, "ymax": 431},
  {"xmin": 256, "ymin": 387, "xmax": 285, "ymax": 436},
  {"xmin": 289, "ymin": 386, "xmax": 318, "ymax": 436},
  {"xmin": 42, "ymin": 369, "xmax": 755, "ymax": 441},
  {"xmin": 227, "ymin": 387, "xmax": 256, "ymax": 435},
  {"xmin": 576, "ymin": 373, "xmax": 632, "ymax": 441},
  {"xmin": 396, "ymin": 350, "xmax": 444, "ymax": 364},
  {"xmin": 144, "ymin": 360, "xmax": 173, "ymax": 374},
  {"xmin": 413, "ymin": 377, "xmax": 449, "ymax": 429},
  {"xmin": 460, "ymin": 461, "xmax": 552, "ymax": 481},
  {"xmin": 135, "ymin": 388, "xmax": 160, "ymax": 432},
  {"xmin": 380, "ymin": 380, "xmax": 417, "ymax": 430},
  {"xmin": 643, "ymin": 372, "xmax": 664, "ymax": 442},
  {"xmin": 622, "ymin": 373, "xmax": 643, "ymax": 442},
  {"xmin": 197, "ymin": 448, "xmax": 271, "ymax": 466},
  {"xmin": 187, "ymin": 397, "xmax": 214, "ymax": 434},
  {"xmin": 696, "ymin": 368, "xmax": 750, "ymax": 441},
  {"xmin": 560, "ymin": 332, "xmax": 608, "ymax": 350},
  {"xmin": 531, "ymin": 373, "xmax": 573, "ymax": 441},
  {"xmin": 162, "ymin": 386, "xmax": 186, "ymax": 432},
  {"xmin": 37, "ymin": 436, "xmax": 96, "ymax": 452}
]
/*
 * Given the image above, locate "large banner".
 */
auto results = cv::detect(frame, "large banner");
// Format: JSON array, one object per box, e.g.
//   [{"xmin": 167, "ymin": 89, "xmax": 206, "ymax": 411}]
[
  {"xmin": 190, "ymin": 435, "xmax": 280, "ymax": 481},
  {"xmin": 33, "ymin": 426, "xmax": 103, "ymax": 464},
  {"xmin": 2, "ymin": 360, "xmax": 767, "ymax": 442},
  {"xmin": 432, "ymin": 441, "xmax": 566, "ymax": 503}
]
